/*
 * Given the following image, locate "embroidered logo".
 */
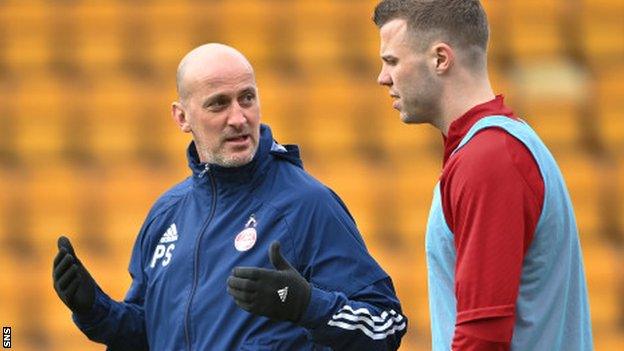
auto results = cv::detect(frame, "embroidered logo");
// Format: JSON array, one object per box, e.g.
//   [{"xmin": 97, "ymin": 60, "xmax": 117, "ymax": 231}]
[
  {"xmin": 150, "ymin": 223, "xmax": 178, "ymax": 268},
  {"xmin": 277, "ymin": 286, "xmax": 289, "ymax": 303},
  {"xmin": 235, "ymin": 215, "xmax": 257, "ymax": 252},
  {"xmin": 159, "ymin": 223, "xmax": 179, "ymax": 243}
]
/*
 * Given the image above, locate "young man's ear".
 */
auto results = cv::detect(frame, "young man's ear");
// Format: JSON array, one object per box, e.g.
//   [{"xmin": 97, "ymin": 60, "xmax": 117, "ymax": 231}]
[
  {"xmin": 432, "ymin": 43, "xmax": 454, "ymax": 74},
  {"xmin": 172, "ymin": 102, "xmax": 192, "ymax": 133}
]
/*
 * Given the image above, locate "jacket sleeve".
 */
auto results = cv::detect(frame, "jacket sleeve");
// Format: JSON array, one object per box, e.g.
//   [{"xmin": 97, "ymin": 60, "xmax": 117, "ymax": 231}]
[
  {"xmin": 291, "ymin": 188, "xmax": 407, "ymax": 350},
  {"xmin": 299, "ymin": 278, "xmax": 406, "ymax": 350},
  {"xmin": 72, "ymin": 224, "xmax": 150, "ymax": 351}
]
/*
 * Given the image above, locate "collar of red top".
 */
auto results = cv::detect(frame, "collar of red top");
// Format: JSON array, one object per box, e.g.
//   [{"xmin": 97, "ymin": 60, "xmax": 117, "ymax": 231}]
[{"xmin": 442, "ymin": 94, "xmax": 515, "ymax": 165}]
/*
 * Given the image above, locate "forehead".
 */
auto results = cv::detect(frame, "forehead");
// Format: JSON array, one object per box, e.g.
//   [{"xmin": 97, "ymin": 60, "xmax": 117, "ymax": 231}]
[
  {"xmin": 185, "ymin": 61, "xmax": 256, "ymax": 96},
  {"xmin": 380, "ymin": 19, "xmax": 410, "ymax": 53}
]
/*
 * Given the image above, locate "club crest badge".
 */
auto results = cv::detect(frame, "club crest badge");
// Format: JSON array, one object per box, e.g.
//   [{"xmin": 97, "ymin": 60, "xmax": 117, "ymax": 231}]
[{"xmin": 235, "ymin": 215, "xmax": 257, "ymax": 252}]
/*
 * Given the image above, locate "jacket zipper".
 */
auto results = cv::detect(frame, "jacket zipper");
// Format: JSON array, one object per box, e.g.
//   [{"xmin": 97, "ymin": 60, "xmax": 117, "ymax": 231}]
[
  {"xmin": 198, "ymin": 163, "xmax": 210, "ymax": 178},
  {"xmin": 184, "ymin": 164, "xmax": 217, "ymax": 351}
]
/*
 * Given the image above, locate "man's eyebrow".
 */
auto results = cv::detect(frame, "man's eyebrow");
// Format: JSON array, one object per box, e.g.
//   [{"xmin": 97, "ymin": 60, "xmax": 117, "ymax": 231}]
[
  {"xmin": 239, "ymin": 86, "xmax": 257, "ymax": 95},
  {"xmin": 203, "ymin": 93, "xmax": 230, "ymax": 105}
]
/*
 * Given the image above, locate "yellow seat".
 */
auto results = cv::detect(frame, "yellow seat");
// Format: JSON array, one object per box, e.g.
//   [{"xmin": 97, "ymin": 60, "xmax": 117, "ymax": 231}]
[
  {"xmin": 580, "ymin": 0, "xmax": 624, "ymax": 69},
  {"xmin": 505, "ymin": 0, "xmax": 567, "ymax": 61}
]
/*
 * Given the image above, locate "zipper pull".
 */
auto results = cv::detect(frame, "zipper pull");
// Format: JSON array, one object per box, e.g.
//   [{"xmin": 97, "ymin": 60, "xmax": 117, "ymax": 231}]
[{"xmin": 198, "ymin": 164, "xmax": 210, "ymax": 178}]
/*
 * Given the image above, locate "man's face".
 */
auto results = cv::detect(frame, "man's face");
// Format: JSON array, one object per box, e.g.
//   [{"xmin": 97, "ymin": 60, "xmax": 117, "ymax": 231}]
[
  {"xmin": 177, "ymin": 64, "xmax": 261, "ymax": 167},
  {"xmin": 377, "ymin": 19, "xmax": 442, "ymax": 124}
]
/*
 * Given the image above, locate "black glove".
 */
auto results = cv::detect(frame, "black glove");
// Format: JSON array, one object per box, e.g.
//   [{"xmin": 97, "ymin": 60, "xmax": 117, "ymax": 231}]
[
  {"xmin": 227, "ymin": 241, "xmax": 311, "ymax": 323},
  {"xmin": 52, "ymin": 236, "xmax": 97, "ymax": 316}
]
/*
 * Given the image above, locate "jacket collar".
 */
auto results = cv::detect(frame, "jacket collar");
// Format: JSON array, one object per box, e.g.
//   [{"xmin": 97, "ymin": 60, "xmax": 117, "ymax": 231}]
[{"xmin": 187, "ymin": 124, "xmax": 299, "ymax": 185}]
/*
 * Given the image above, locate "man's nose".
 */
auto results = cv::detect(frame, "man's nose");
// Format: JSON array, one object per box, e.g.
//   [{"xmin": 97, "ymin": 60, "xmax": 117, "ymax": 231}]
[
  {"xmin": 377, "ymin": 68, "xmax": 392, "ymax": 86},
  {"xmin": 227, "ymin": 103, "xmax": 247, "ymax": 128}
]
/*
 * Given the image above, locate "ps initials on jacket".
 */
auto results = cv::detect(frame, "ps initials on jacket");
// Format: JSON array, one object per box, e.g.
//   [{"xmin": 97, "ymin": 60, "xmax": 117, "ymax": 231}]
[{"xmin": 74, "ymin": 125, "xmax": 407, "ymax": 350}]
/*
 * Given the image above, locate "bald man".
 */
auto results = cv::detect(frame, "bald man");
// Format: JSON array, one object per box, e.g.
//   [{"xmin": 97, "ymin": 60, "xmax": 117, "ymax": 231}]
[{"xmin": 52, "ymin": 44, "xmax": 407, "ymax": 350}]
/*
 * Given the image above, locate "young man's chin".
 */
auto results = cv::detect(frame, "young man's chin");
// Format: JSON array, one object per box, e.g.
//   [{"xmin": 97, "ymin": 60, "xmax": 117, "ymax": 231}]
[
  {"xmin": 400, "ymin": 110, "xmax": 431, "ymax": 125},
  {"xmin": 400, "ymin": 112, "xmax": 418, "ymax": 124}
]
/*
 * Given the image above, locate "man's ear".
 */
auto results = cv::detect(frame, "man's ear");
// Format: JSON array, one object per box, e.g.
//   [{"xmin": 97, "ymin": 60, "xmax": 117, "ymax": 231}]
[
  {"xmin": 432, "ymin": 43, "xmax": 454, "ymax": 74},
  {"xmin": 172, "ymin": 101, "xmax": 192, "ymax": 133}
]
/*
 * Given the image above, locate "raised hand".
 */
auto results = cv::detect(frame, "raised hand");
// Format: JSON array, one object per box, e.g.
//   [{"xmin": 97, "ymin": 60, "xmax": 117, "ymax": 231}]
[
  {"xmin": 227, "ymin": 241, "xmax": 311, "ymax": 322},
  {"xmin": 52, "ymin": 236, "xmax": 97, "ymax": 315}
]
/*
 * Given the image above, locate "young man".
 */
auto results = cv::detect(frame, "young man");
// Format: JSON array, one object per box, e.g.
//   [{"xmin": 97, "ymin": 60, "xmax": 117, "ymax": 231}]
[
  {"xmin": 52, "ymin": 44, "xmax": 407, "ymax": 350},
  {"xmin": 373, "ymin": 1, "xmax": 592, "ymax": 350}
]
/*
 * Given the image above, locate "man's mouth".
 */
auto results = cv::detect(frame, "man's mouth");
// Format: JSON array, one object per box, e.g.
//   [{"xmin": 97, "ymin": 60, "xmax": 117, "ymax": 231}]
[
  {"xmin": 390, "ymin": 94, "xmax": 401, "ymax": 109},
  {"xmin": 225, "ymin": 134, "xmax": 250, "ymax": 144}
]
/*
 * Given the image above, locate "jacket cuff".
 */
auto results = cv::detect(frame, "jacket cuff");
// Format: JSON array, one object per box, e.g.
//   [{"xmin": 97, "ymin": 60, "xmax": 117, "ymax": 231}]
[
  {"xmin": 299, "ymin": 286, "xmax": 337, "ymax": 329},
  {"xmin": 72, "ymin": 287, "xmax": 112, "ymax": 329}
]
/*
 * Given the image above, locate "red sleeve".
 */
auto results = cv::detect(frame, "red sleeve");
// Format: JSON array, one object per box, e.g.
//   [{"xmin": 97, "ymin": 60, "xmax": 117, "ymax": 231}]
[{"xmin": 440, "ymin": 128, "xmax": 544, "ymax": 351}]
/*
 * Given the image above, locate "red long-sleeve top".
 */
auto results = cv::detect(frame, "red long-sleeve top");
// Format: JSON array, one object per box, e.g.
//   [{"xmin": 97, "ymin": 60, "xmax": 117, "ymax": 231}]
[{"xmin": 439, "ymin": 96, "xmax": 544, "ymax": 350}]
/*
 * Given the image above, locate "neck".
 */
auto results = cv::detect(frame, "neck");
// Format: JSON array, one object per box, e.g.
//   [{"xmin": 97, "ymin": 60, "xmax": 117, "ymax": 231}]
[{"xmin": 436, "ymin": 73, "xmax": 495, "ymax": 136}]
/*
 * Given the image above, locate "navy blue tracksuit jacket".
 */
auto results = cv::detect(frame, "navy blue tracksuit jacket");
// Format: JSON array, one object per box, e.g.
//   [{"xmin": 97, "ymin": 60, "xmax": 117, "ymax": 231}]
[{"xmin": 73, "ymin": 124, "xmax": 407, "ymax": 350}]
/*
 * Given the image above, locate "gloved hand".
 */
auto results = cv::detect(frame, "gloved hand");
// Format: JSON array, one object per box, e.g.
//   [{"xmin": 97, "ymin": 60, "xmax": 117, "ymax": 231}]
[
  {"xmin": 52, "ymin": 236, "xmax": 97, "ymax": 316},
  {"xmin": 227, "ymin": 241, "xmax": 311, "ymax": 323}
]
